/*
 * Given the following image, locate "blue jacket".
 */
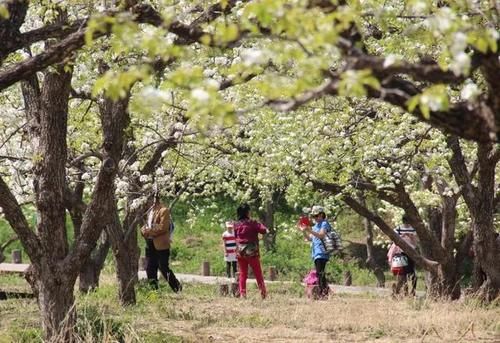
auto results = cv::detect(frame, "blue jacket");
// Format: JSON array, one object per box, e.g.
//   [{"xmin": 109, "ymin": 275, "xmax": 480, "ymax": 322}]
[{"xmin": 311, "ymin": 219, "xmax": 331, "ymax": 261}]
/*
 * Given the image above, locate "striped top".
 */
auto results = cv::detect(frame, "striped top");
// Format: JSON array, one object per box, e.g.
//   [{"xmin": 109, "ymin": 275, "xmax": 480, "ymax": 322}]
[{"xmin": 222, "ymin": 230, "xmax": 237, "ymax": 262}]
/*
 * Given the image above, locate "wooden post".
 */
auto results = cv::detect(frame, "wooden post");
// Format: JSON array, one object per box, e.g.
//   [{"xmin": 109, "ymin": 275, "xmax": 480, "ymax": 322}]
[
  {"xmin": 201, "ymin": 261, "xmax": 210, "ymax": 276},
  {"xmin": 219, "ymin": 284, "xmax": 229, "ymax": 296},
  {"xmin": 231, "ymin": 282, "xmax": 240, "ymax": 297},
  {"xmin": 343, "ymin": 270, "xmax": 352, "ymax": 286},
  {"xmin": 11, "ymin": 250, "xmax": 22, "ymax": 264},
  {"xmin": 269, "ymin": 266, "xmax": 277, "ymax": 281}
]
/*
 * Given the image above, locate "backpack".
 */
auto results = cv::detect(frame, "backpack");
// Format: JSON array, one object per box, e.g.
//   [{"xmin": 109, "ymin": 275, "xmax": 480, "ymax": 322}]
[{"xmin": 322, "ymin": 227, "xmax": 342, "ymax": 255}]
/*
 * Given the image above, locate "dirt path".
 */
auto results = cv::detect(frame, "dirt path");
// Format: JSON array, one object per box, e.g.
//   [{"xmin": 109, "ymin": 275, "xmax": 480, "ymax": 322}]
[
  {"xmin": 138, "ymin": 270, "xmax": 425, "ymax": 297},
  {"xmin": 0, "ymin": 263, "xmax": 423, "ymax": 297}
]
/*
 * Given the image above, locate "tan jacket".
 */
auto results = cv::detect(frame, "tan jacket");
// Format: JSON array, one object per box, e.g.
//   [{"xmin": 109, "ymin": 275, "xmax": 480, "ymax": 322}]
[{"xmin": 142, "ymin": 205, "xmax": 171, "ymax": 250}]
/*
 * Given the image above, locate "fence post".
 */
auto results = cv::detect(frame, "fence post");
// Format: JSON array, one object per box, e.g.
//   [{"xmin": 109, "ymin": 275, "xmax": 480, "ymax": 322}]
[
  {"xmin": 343, "ymin": 270, "xmax": 352, "ymax": 286},
  {"xmin": 12, "ymin": 250, "xmax": 22, "ymax": 264},
  {"xmin": 269, "ymin": 266, "xmax": 277, "ymax": 281},
  {"xmin": 201, "ymin": 261, "xmax": 210, "ymax": 276}
]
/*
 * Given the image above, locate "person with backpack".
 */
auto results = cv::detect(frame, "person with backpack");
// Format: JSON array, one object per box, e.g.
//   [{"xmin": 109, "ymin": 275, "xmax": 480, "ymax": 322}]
[
  {"xmin": 140, "ymin": 191, "xmax": 182, "ymax": 292},
  {"xmin": 222, "ymin": 221, "xmax": 238, "ymax": 279},
  {"xmin": 387, "ymin": 214, "xmax": 419, "ymax": 297},
  {"xmin": 298, "ymin": 205, "xmax": 332, "ymax": 299},
  {"xmin": 234, "ymin": 204, "xmax": 268, "ymax": 299}
]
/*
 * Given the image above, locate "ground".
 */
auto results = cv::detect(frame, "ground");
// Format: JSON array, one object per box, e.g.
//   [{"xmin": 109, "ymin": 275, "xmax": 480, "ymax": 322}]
[{"xmin": 0, "ymin": 272, "xmax": 499, "ymax": 342}]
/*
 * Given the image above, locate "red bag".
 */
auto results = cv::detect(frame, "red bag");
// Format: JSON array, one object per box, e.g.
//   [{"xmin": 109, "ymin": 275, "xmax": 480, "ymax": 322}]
[{"xmin": 298, "ymin": 215, "xmax": 311, "ymax": 227}]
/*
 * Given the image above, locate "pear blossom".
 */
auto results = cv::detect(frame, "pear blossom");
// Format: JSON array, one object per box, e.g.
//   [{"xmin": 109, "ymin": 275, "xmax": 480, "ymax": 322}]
[
  {"xmin": 460, "ymin": 82, "xmax": 480, "ymax": 101},
  {"xmin": 191, "ymin": 88, "xmax": 210, "ymax": 102},
  {"xmin": 241, "ymin": 49, "xmax": 266, "ymax": 66}
]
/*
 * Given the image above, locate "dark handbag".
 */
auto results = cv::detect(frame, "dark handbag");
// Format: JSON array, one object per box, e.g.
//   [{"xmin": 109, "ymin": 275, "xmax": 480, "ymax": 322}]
[{"xmin": 238, "ymin": 242, "xmax": 259, "ymax": 257}]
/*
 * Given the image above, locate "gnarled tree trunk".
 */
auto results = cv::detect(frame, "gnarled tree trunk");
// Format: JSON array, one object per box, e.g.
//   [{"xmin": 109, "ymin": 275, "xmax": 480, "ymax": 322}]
[{"xmin": 78, "ymin": 234, "xmax": 110, "ymax": 293}]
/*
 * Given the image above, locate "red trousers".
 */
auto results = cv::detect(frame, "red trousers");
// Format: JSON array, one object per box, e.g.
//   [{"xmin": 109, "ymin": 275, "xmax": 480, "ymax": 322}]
[{"xmin": 237, "ymin": 255, "xmax": 266, "ymax": 298}]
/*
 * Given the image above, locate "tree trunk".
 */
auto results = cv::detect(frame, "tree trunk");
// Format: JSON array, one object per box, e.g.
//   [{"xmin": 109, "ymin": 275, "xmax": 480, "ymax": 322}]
[
  {"xmin": 35, "ymin": 268, "xmax": 76, "ymax": 341},
  {"xmin": 422, "ymin": 206, "xmax": 461, "ymax": 300},
  {"xmin": 79, "ymin": 234, "xmax": 110, "ymax": 293},
  {"xmin": 114, "ymin": 236, "xmax": 139, "ymax": 305},
  {"xmin": 471, "ymin": 143, "xmax": 500, "ymax": 299},
  {"xmin": 447, "ymin": 138, "xmax": 500, "ymax": 300},
  {"xmin": 360, "ymin": 197, "xmax": 385, "ymax": 287},
  {"xmin": 107, "ymin": 208, "xmax": 139, "ymax": 305},
  {"xmin": 261, "ymin": 200, "xmax": 276, "ymax": 252}
]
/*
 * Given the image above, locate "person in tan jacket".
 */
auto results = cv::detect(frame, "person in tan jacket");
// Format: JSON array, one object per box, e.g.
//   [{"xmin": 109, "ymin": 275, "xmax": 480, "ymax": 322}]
[{"xmin": 141, "ymin": 191, "xmax": 181, "ymax": 292}]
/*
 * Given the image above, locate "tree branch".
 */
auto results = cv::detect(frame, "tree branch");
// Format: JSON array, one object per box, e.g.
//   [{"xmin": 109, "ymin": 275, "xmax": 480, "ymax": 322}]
[{"xmin": 0, "ymin": 175, "xmax": 41, "ymax": 261}]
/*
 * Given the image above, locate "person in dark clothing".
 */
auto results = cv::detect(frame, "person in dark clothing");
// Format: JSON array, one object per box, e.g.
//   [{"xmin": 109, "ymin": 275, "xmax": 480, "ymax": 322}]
[{"xmin": 141, "ymin": 192, "xmax": 181, "ymax": 292}]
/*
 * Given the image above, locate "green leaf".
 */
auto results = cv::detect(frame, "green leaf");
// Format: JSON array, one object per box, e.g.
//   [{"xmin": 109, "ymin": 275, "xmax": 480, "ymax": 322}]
[
  {"xmin": 406, "ymin": 95, "xmax": 420, "ymax": 112},
  {"xmin": 0, "ymin": 5, "xmax": 9, "ymax": 19},
  {"xmin": 420, "ymin": 104, "xmax": 430, "ymax": 119}
]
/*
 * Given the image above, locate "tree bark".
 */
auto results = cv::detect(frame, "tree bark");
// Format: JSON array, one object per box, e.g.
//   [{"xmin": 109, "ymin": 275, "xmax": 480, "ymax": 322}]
[
  {"xmin": 447, "ymin": 137, "xmax": 500, "ymax": 300},
  {"xmin": 358, "ymin": 196, "xmax": 385, "ymax": 287},
  {"xmin": 260, "ymin": 198, "xmax": 277, "ymax": 252},
  {"xmin": 107, "ymin": 207, "xmax": 139, "ymax": 305},
  {"xmin": 78, "ymin": 234, "xmax": 110, "ymax": 293},
  {"xmin": 36, "ymin": 271, "xmax": 76, "ymax": 341}
]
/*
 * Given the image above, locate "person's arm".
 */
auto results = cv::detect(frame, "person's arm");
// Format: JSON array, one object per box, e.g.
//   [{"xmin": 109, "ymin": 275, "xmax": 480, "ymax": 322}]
[
  {"xmin": 140, "ymin": 225, "xmax": 150, "ymax": 238},
  {"xmin": 387, "ymin": 243, "xmax": 396, "ymax": 263},
  {"xmin": 257, "ymin": 222, "xmax": 268, "ymax": 235},
  {"xmin": 302, "ymin": 229, "xmax": 312, "ymax": 241},
  {"xmin": 304, "ymin": 222, "xmax": 327, "ymax": 239},
  {"xmin": 222, "ymin": 234, "xmax": 227, "ymax": 256},
  {"xmin": 148, "ymin": 208, "xmax": 170, "ymax": 238},
  {"xmin": 307, "ymin": 228, "xmax": 326, "ymax": 239}
]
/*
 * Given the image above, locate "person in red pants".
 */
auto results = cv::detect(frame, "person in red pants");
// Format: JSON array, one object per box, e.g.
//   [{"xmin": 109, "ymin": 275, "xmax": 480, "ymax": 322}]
[{"xmin": 234, "ymin": 204, "xmax": 268, "ymax": 299}]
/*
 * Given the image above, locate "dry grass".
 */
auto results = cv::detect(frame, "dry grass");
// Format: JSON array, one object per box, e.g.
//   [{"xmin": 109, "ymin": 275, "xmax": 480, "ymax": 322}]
[
  {"xmin": 0, "ymin": 280, "xmax": 499, "ymax": 342},
  {"xmin": 137, "ymin": 286, "xmax": 499, "ymax": 343}
]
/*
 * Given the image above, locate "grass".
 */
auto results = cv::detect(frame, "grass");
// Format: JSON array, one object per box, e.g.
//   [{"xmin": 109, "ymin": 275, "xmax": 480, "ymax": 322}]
[{"xmin": 0, "ymin": 277, "xmax": 499, "ymax": 342}]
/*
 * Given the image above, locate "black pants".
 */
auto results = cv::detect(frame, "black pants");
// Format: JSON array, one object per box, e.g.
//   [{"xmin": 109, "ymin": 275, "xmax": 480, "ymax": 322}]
[
  {"xmin": 394, "ymin": 255, "xmax": 417, "ymax": 296},
  {"xmin": 226, "ymin": 261, "xmax": 237, "ymax": 278},
  {"xmin": 145, "ymin": 239, "xmax": 181, "ymax": 292},
  {"xmin": 314, "ymin": 258, "xmax": 329, "ymax": 296}
]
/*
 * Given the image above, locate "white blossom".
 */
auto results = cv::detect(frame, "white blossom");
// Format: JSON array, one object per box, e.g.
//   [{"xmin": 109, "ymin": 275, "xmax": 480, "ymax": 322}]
[
  {"xmin": 116, "ymin": 180, "xmax": 129, "ymax": 193},
  {"xmin": 130, "ymin": 161, "xmax": 141, "ymax": 171},
  {"xmin": 173, "ymin": 122, "xmax": 185, "ymax": 131},
  {"xmin": 450, "ymin": 32, "xmax": 467, "ymax": 55},
  {"xmin": 203, "ymin": 68, "xmax": 216, "ymax": 77},
  {"xmin": 460, "ymin": 82, "xmax": 480, "ymax": 101},
  {"xmin": 420, "ymin": 94, "xmax": 443, "ymax": 111},
  {"xmin": 156, "ymin": 167, "xmax": 165, "ymax": 176},
  {"xmin": 139, "ymin": 174, "xmax": 150, "ymax": 183},
  {"xmin": 205, "ymin": 78, "xmax": 220, "ymax": 89},
  {"xmin": 191, "ymin": 88, "xmax": 210, "ymax": 102},
  {"xmin": 411, "ymin": 0, "xmax": 427, "ymax": 14},
  {"xmin": 449, "ymin": 51, "xmax": 471, "ymax": 76},
  {"xmin": 241, "ymin": 49, "xmax": 266, "ymax": 66},
  {"xmin": 81, "ymin": 173, "xmax": 91, "ymax": 181},
  {"xmin": 214, "ymin": 56, "xmax": 228, "ymax": 65},
  {"xmin": 383, "ymin": 54, "xmax": 398, "ymax": 68}
]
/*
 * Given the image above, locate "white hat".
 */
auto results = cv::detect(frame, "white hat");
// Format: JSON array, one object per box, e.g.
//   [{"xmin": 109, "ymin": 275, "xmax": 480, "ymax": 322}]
[{"xmin": 310, "ymin": 205, "xmax": 325, "ymax": 216}]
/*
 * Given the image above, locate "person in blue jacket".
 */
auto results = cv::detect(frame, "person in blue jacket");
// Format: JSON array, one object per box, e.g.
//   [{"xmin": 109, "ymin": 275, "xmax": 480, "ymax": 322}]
[{"xmin": 299, "ymin": 205, "xmax": 332, "ymax": 298}]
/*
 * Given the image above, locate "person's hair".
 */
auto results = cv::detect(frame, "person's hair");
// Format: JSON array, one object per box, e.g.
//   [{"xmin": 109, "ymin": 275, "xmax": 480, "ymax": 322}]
[
  {"xmin": 402, "ymin": 214, "xmax": 410, "ymax": 224},
  {"xmin": 318, "ymin": 212, "xmax": 326, "ymax": 219},
  {"xmin": 237, "ymin": 204, "xmax": 250, "ymax": 220}
]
